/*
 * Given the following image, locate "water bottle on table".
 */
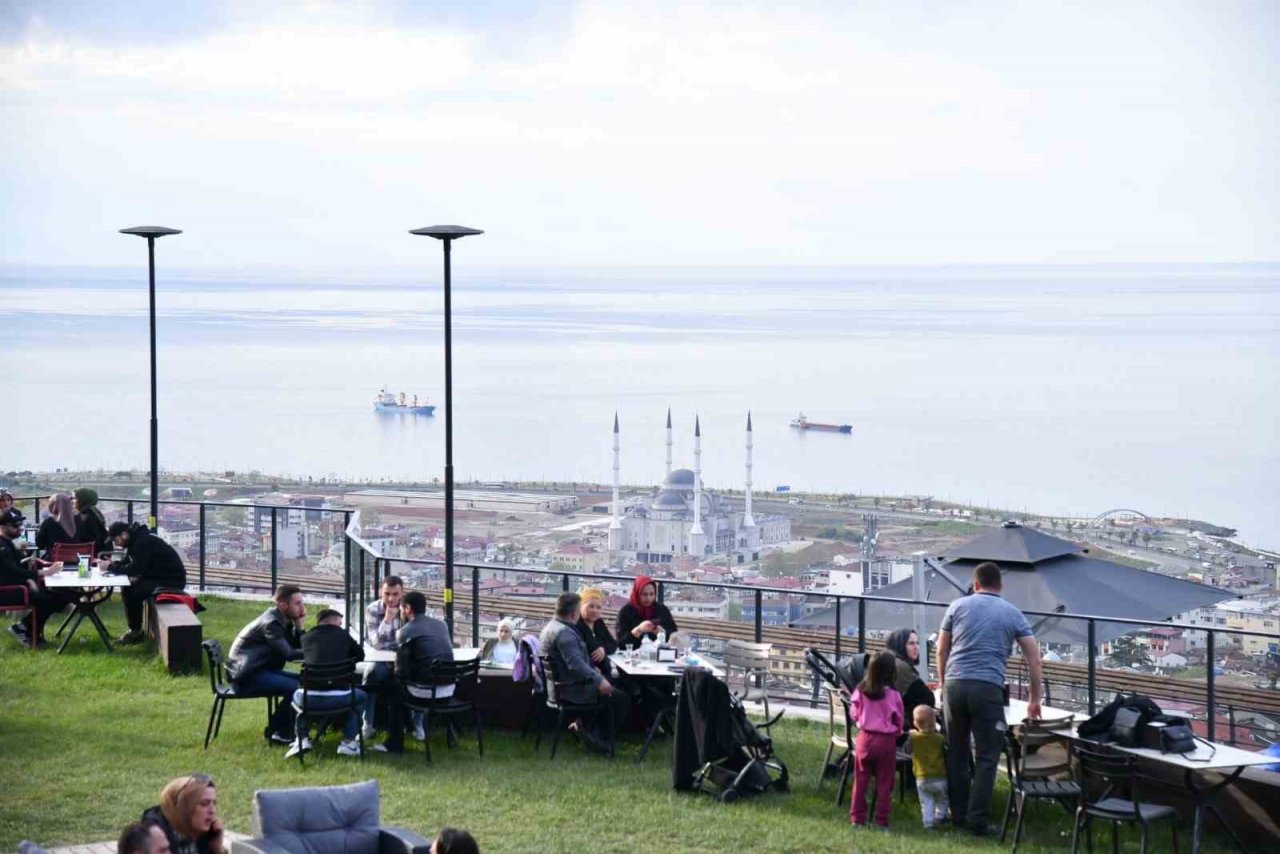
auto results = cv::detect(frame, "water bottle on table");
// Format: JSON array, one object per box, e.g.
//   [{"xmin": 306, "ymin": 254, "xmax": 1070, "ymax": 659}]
[{"xmin": 77, "ymin": 555, "xmax": 90, "ymax": 578}]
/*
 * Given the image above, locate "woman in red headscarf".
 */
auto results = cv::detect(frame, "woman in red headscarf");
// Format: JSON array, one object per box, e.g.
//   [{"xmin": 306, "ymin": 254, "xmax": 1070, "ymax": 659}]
[{"xmin": 615, "ymin": 574, "xmax": 678, "ymax": 650}]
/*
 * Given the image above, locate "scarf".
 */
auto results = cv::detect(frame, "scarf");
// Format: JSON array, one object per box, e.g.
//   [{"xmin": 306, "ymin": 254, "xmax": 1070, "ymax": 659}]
[{"xmin": 628, "ymin": 574, "xmax": 657, "ymax": 620}]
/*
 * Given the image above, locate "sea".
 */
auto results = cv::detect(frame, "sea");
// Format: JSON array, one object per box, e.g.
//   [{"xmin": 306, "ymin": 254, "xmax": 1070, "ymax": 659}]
[{"xmin": 3, "ymin": 263, "xmax": 1277, "ymax": 550}]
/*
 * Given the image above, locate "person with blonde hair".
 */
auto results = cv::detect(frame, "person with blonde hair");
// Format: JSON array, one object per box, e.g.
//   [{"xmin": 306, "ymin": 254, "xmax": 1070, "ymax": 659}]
[
  {"xmin": 141, "ymin": 774, "xmax": 224, "ymax": 854},
  {"xmin": 574, "ymin": 587, "xmax": 618, "ymax": 676}
]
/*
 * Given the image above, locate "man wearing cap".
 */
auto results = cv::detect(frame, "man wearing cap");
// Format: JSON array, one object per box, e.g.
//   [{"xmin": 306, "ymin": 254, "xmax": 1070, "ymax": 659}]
[
  {"xmin": 289, "ymin": 609, "xmax": 368, "ymax": 758},
  {"xmin": 106, "ymin": 521, "xmax": 187, "ymax": 646},
  {"xmin": 0, "ymin": 508, "xmax": 66, "ymax": 646}
]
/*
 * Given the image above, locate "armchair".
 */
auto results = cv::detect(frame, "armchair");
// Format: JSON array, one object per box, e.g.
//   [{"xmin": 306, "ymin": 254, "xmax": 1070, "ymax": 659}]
[{"xmin": 230, "ymin": 780, "xmax": 430, "ymax": 854}]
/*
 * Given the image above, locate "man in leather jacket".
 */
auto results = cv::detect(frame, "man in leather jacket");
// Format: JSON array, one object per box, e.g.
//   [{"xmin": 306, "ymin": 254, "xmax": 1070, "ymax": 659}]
[{"xmin": 227, "ymin": 584, "xmax": 306, "ymax": 744}]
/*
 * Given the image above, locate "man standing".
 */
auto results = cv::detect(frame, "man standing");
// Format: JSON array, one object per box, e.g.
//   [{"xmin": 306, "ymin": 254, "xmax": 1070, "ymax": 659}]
[
  {"xmin": 385, "ymin": 590, "xmax": 453, "ymax": 752},
  {"xmin": 0, "ymin": 508, "xmax": 65, "ymax": 646},
  {"xmin": 539, "ymin": 592, "xmax": 630, "ymax": 755},
  {"xmin": 289, "ymin": 609, "xmax": 366, "ymax": 758},
  {"xmin": 106, "ymin": 521, "xmax": 187, "ymax": 645},
  {"xmin": 363, "ymin": 575, "xmax": 409, "ymax": 738},
  {"xmin": 937, "ymin": 561, "xmax": 1043, "ymax": 836},
  {"xmin": 226, "ymin": 584, "xmax": 306, "ymax": 744}
]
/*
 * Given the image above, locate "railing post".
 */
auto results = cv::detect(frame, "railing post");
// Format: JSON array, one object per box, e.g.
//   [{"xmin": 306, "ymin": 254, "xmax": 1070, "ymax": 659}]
[
  {"xmin": 857, "ymin": 597, "xmax": 866, "ymax": 654},
  {"xmin": 127, "ymin": 500, "xmax": 134, "ymax": 524},
  {"xmin": 198, "ymin": 503, "xmax": 206, "ymax": 592},
  {"xmin": 269, "ymin": 507, "xmax": 278, "ymax": 592},
  {"xmin": 562, "ymin": 574, "xmax": 569, "ymax": 593},
  {"xmin": 1087, "ymin": 619, "xmax": 1097, "ymax": 715},
  {"xmin": 1227, "ymin": 704, "xmax": 1235, "ymax": 746},
  {"xmin": 657, "ymin": 581, "xmax": 665, "ymax": 605},
  {"xmin": 358, "ymin": 550, "xmax": 366, "ymax": 641},
  {"xmin": 1206, "ymin": 629, "xmax": 1217, "ymax": 742},
  {"xmin": 834, "ymin": 597, "xmax": 842, "ymax": 657},
  {"xmin": 472, "ymin": 566, "xmax": 480, "ymax": 647},
  {"xmin": 33, "ymin": 496, "xmax": 41, "ymax": 522},
  {"xmin": 754, "ymin": 590, "xmax": 763, "ymax": 643},
  {"xmin": 343, "ymin": 513, "xmax": 352, "ymax": 630}
]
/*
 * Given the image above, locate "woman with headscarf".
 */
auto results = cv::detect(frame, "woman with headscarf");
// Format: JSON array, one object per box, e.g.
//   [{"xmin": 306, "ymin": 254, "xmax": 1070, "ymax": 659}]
[
  {"xmin": 614, "ymin": 574, "xmax": 678, "ymax": 650},
  {"xmin": 141, "ymin": 773, "xmax": 224, "ymax": 854},
  {"xmin": 73, "ymin": 487, "xmax": 110, "ymax": 557},
  {"xmin": 35, "ymin": 493, "xmax": 82, "ymax": 554},
  {"xmin": 883, "ymin": 628, "xmax": 936, "ymax": 728},
  {"xmin": 480, "ymin": 617, "xmax": 519, "ymax": 665},
  {"xmin": 575, "ymin": 587, "xmax": 618, "ymax": 676}
]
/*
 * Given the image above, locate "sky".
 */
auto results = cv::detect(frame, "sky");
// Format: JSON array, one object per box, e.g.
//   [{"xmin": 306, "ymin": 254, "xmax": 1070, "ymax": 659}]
[{"xmin": 1, "ymin": 0, "xmax": 1276, "ymax": 270}]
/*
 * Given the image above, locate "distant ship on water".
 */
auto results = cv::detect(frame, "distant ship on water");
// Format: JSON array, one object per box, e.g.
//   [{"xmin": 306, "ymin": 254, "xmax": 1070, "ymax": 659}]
[
  {"xmin": 790, "ymin": 412, "xmax": 852, "ymax": 433},
  {"xmin": 374, "ymin": 388, "xmax": 435, "ymax": 415}
]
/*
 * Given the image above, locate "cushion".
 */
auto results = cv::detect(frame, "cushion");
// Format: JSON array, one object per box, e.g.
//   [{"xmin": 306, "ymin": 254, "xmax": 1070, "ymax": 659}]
[{"xmin": 253, "ymin": 780, "xmax": 381, "ymax": 854}]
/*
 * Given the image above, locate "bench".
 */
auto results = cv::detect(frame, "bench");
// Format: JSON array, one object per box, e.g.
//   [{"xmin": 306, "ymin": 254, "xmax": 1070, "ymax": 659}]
[{"xmin": 146, "ymin": 599, "xmax": 203, "ymax": 673}]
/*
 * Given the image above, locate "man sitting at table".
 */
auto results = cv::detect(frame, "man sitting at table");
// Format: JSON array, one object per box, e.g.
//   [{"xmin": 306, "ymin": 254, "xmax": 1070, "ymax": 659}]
[
  {"xmin": 540, "ymin": 592, "xmax": 630, "ymax": 755},
  {"xmin": 1, "ymin": 508, "xmax": 66, "ymax": 647},
  {"xmin": 226, "ymin": 584, "xmax": 306, "ymax": 744},
  {"xmin": 380, "ymin": 590, "xmax": 453, "ymax": 752},
  {"xmin": 363, "ymin": 575, "xmax": 424, "ymax": 741},
  {"xmin": 105, "ymin": 521, "xmax": 187, "ymax": 646},
  {"xmin": 288, "ymin": 608, "xmax": 367, "ymax": 758}
]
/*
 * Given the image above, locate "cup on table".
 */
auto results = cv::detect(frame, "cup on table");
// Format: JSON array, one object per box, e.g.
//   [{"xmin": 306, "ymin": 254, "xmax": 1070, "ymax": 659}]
[{"xmin": 78, "ymin": 555, "xmax": 90, "ymax": 577}]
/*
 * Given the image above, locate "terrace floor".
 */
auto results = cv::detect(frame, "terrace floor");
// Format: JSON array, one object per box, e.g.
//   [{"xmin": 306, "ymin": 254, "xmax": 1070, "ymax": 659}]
[{"xmin": 0, "ymin": 596, "xmax": 1236, "ymax": 853}]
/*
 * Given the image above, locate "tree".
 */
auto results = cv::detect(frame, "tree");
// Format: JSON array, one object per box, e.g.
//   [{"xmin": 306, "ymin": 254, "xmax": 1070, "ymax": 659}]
[{"xmin": 1106, "ymin": 635, "xmax": 1152, "ymax": 669}]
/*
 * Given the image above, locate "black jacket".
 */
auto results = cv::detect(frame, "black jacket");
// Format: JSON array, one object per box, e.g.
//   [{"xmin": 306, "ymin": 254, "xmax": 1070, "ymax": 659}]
[
  {"xmin": 226, "ymin": 606, "xmax": 304, "ymax": 681},
  {"xmin": 75, "ymin": 509, "xmax": 110, "ymax": 556},
  {"xmin": 396, "ymin": 615, "xmax": 454, "ymax": 683},
  {"xmin": 576, "ymin": 617, "xmax": 618, "ymax": 675},
  {"xmin": 0, "ymin": 537, "xmax": 39, "ymax": 587},
  {"xmin": 141, "ymin": 805, "xmax": 217, "ymax": 854},
  {"xmin": 300, "ymin": 623, "xmax": 364, "ymax": 690},
  {"xmin": 35, "ymin": 518, "xmax": 80, "ymax": 553},
  {"xmin": 112, "ymin": 523, "xmax": 186, "ymax": 585},
  {"xmin": 615, "ymin": 602, "xmax": 678, "ymax": 650}
]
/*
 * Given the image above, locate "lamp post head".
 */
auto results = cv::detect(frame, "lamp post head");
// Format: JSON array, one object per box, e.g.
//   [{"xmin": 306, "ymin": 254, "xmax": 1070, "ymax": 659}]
[
  {"xmin": 120, "ymin": 226, "xmax": 182, "ymax": 238},
  {"xmin": 410, "ymin": 225, "xmax": 484, "ymax": 240}
]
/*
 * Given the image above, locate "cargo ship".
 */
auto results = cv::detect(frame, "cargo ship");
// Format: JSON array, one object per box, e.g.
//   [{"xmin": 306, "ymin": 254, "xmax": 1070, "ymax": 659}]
[
  {"xmin": 790, "ymin": 413, "xmax": 851, "ymax": 433},
  {"xmin": 374, "ymin": 388, "xmax": 435, "ymax": 415}
]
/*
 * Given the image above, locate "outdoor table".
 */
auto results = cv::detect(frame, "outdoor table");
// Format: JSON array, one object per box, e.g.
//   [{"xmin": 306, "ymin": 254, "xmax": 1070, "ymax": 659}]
[
  {"xmin": 43, "ymin": 570, "xmax": 131, "ymax": 653},
  {"xmin": 1003, "ymin": 698, "xmax": 1076, "ymax": 725},
  {"xmin": 611, "ymin": 652, "xmax": 725, "ymax": 761}
]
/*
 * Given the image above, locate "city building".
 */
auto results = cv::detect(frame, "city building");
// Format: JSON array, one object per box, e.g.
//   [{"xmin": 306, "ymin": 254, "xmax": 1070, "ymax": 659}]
[
  {"xmin": 607, "ymin": 411, "xmax": 791, "ymax": 565},
  {"xmin": 551, "ymin": 543, "xmax": 607, "ymax": 574},
  {"xmin": 346, "ymin": 488, "xmax": 578, "ymax": 514}
]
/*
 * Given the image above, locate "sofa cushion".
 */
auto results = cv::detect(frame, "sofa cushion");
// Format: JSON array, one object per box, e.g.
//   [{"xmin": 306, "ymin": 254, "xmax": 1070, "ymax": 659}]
[{"xmin": 252, "ymin": 780, "xmax": 381, "ymax": 854}]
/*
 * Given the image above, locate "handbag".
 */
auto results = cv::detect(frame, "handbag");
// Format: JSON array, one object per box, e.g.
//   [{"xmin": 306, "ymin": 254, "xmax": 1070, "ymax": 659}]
[{"xmin": 1110, "ymin": 706, "xmax": 1144, "ymax": 746}]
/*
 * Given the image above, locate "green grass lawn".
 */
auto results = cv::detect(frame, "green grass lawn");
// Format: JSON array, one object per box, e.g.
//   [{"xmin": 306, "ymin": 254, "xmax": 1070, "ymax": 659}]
[{"xmin": 0, "ymin": 596, "xmax": 1224, "ymax": 853}]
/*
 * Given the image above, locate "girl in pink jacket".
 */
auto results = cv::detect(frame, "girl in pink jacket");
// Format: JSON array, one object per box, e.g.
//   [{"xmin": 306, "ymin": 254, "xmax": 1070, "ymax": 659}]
[{"xmin": 848, "ymin": 651, "xmax": 904, "ymax": 828}]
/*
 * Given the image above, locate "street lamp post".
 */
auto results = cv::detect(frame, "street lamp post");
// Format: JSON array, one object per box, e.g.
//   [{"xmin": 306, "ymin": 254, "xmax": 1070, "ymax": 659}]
[
  {"xmin": 120, "ymin": 226, "xmax": 182, "ymax": 531},
  {"xmin": 410, "ymin": 225, "xmax": 483, "ymax": 639}
]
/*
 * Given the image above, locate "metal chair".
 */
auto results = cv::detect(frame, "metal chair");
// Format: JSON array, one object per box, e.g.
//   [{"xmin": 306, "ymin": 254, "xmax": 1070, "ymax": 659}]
[
  {"xmin": 1, "ymin": 584, "xmax": 41, "ymax": 648},
  {"xmin": 291, "ymin": 658, "xmax": 365, "ymax": 764},
  {"xmin": 200, "ymin": 639, "xmax": 278, "ymax": 749},
  {"xmin": 534, "ymin": 653, "xmax": 614, "ymax": 759},
  {"xmin": 820, "ymin": 686, "xmax": 855, "ymax": 801},
  {"xmin": 49, "ymin": 542, "xmax": 96, "ymax": 564},
  {"xmin": 1000, "ymin": 720, "xmax": 1080, "ymax": 853},
  {"xmin": 723, "ymin": 639, "xmax": 772, "ymax": 720},
  {"xmin": 1070, "ymin": 743, "xmax": 1179, "ymax": 854},
  {"xmin": 401, "ymin": 657, "xmax": 484, "ymax": 765}
]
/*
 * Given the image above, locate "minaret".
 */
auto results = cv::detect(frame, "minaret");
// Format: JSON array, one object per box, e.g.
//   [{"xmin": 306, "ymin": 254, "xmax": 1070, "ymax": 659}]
[
  {"xmin": 743, "ymin": 411, "xmax": 756, "ymax": 530},
  {"xmin": 688, "ymin": 415, "xmax": 707, "ymax": 556},
  {"xmin": 609, "ymin": 413, "xmax": 623, "ymax": 553},
  {"xmin": 665, "ymin": 407, "xmax": 673, "ymax": 479}
]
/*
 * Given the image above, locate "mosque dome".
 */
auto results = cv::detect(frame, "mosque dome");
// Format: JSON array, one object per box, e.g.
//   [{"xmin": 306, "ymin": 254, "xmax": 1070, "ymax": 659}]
[
  {"xmin": 665, "ymin": 468, "xmax": 696, "ymax": 489},
  {"xmin": 652, "ymin": 489, "xmax": 688, "ymax": 510}
]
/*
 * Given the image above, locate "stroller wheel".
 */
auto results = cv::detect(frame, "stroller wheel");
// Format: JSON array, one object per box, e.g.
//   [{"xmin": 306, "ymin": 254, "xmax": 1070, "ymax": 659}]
[{"xmin": 719, "ymin": 787, "xmax": 740, "ymax": 803}]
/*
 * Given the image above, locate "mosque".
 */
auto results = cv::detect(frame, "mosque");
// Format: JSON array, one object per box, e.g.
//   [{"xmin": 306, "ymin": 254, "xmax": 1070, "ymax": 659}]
[{"xmin": 607, "ymin": 411, "xmax": 791, "ymax": 565}]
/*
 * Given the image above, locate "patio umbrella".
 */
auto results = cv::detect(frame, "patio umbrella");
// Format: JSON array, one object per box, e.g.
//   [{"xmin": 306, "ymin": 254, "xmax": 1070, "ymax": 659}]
[{"xmin": 793, "ymin": 522, "xmax": 1236, "ymax": 645}]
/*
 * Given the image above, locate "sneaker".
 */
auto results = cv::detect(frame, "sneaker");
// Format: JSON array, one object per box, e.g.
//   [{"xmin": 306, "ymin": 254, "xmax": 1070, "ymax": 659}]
[
  {"xmin": 368, "ymin": 743, "xmax": 389, "ymax": 753},
  {"xmin": 362, "ymin": 722, "xmax": 377, "ymax": 740},
  {"xmin": 9, "ymin": 623, "xmax": 31, "ymax": 647},
  {"xmin": 412, "ymin": 722, "xmax": 426, "ymax": 742},
  {"xmin": 269, "ymin": 731, "xmax": 296, "ymax": 746},
  {"xmin": 284, "ymin": 738, "xmax": 313, "ymax": 759},
  {"xmin": 115, "ymin": 629, "xmax": 146, "ymax": 646},
  {"xmin": 337, "ymin": 739, "xmax": 361, "ymax": 757}
]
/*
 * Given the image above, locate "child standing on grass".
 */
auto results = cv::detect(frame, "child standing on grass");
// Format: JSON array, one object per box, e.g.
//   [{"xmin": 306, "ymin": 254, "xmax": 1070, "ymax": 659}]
[
  {"xmin": 849, "ymin": 651, "xmax": 904, "ymax": 828},
  {"xmin": 909, "ymin": 705, "xmax": 949, "ymax": 829}
]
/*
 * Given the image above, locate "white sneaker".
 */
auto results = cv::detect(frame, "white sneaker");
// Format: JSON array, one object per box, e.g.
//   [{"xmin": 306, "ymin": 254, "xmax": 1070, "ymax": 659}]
[
  {"xmin": 337, "ymin": 739, "xmax": 361, "ymax": 757},
  {"xmin": 362, "ymin": 722, "xmax": 377, "ymax": 740},
  {"xmin": 412, "ymin": 723, "xmax": 426, "ymax": 742},
  {"xmin": 284, "ymin": 738, "xmax": 312, "ymax": 759}
]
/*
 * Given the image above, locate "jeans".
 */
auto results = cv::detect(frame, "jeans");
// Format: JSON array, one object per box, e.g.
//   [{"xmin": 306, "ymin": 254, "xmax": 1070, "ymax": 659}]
[
  {"xmin": 851, "ymin": 730, "xmax": 897, "ymax": 827},
  {"xmin": 236, "ymin": 668, "xmax": 300, "ymax": 736},
  {"xmin": 293, "ymin": 689, "xmax": 367, "ymax": 741},
  {"xmin": 363, "ymin": 661, "xmax": 422, "ymax": 731},
  {"xmin": 917, "ymin": 777, "xmax": 950, "ymax": 829},
  {"xmin": 943, "ymin": 679, "xmax": 1006, "ymax": 830}
]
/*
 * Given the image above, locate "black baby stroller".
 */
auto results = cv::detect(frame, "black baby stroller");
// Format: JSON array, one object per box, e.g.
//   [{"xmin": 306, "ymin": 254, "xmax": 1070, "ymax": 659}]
[{"xmin": 672, "ymin": 668, "xmax": 789, "ymax": 802}]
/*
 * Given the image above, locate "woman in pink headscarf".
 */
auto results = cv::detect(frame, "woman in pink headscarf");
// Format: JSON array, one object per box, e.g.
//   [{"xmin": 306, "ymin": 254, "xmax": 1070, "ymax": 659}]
[
  {"xmin": 36, "ymin": 493, "xmax": 82, "ymax": 554},
  {"xmin": 614, "ymin": 574, "xmax": 678, "ymax": 650}
]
